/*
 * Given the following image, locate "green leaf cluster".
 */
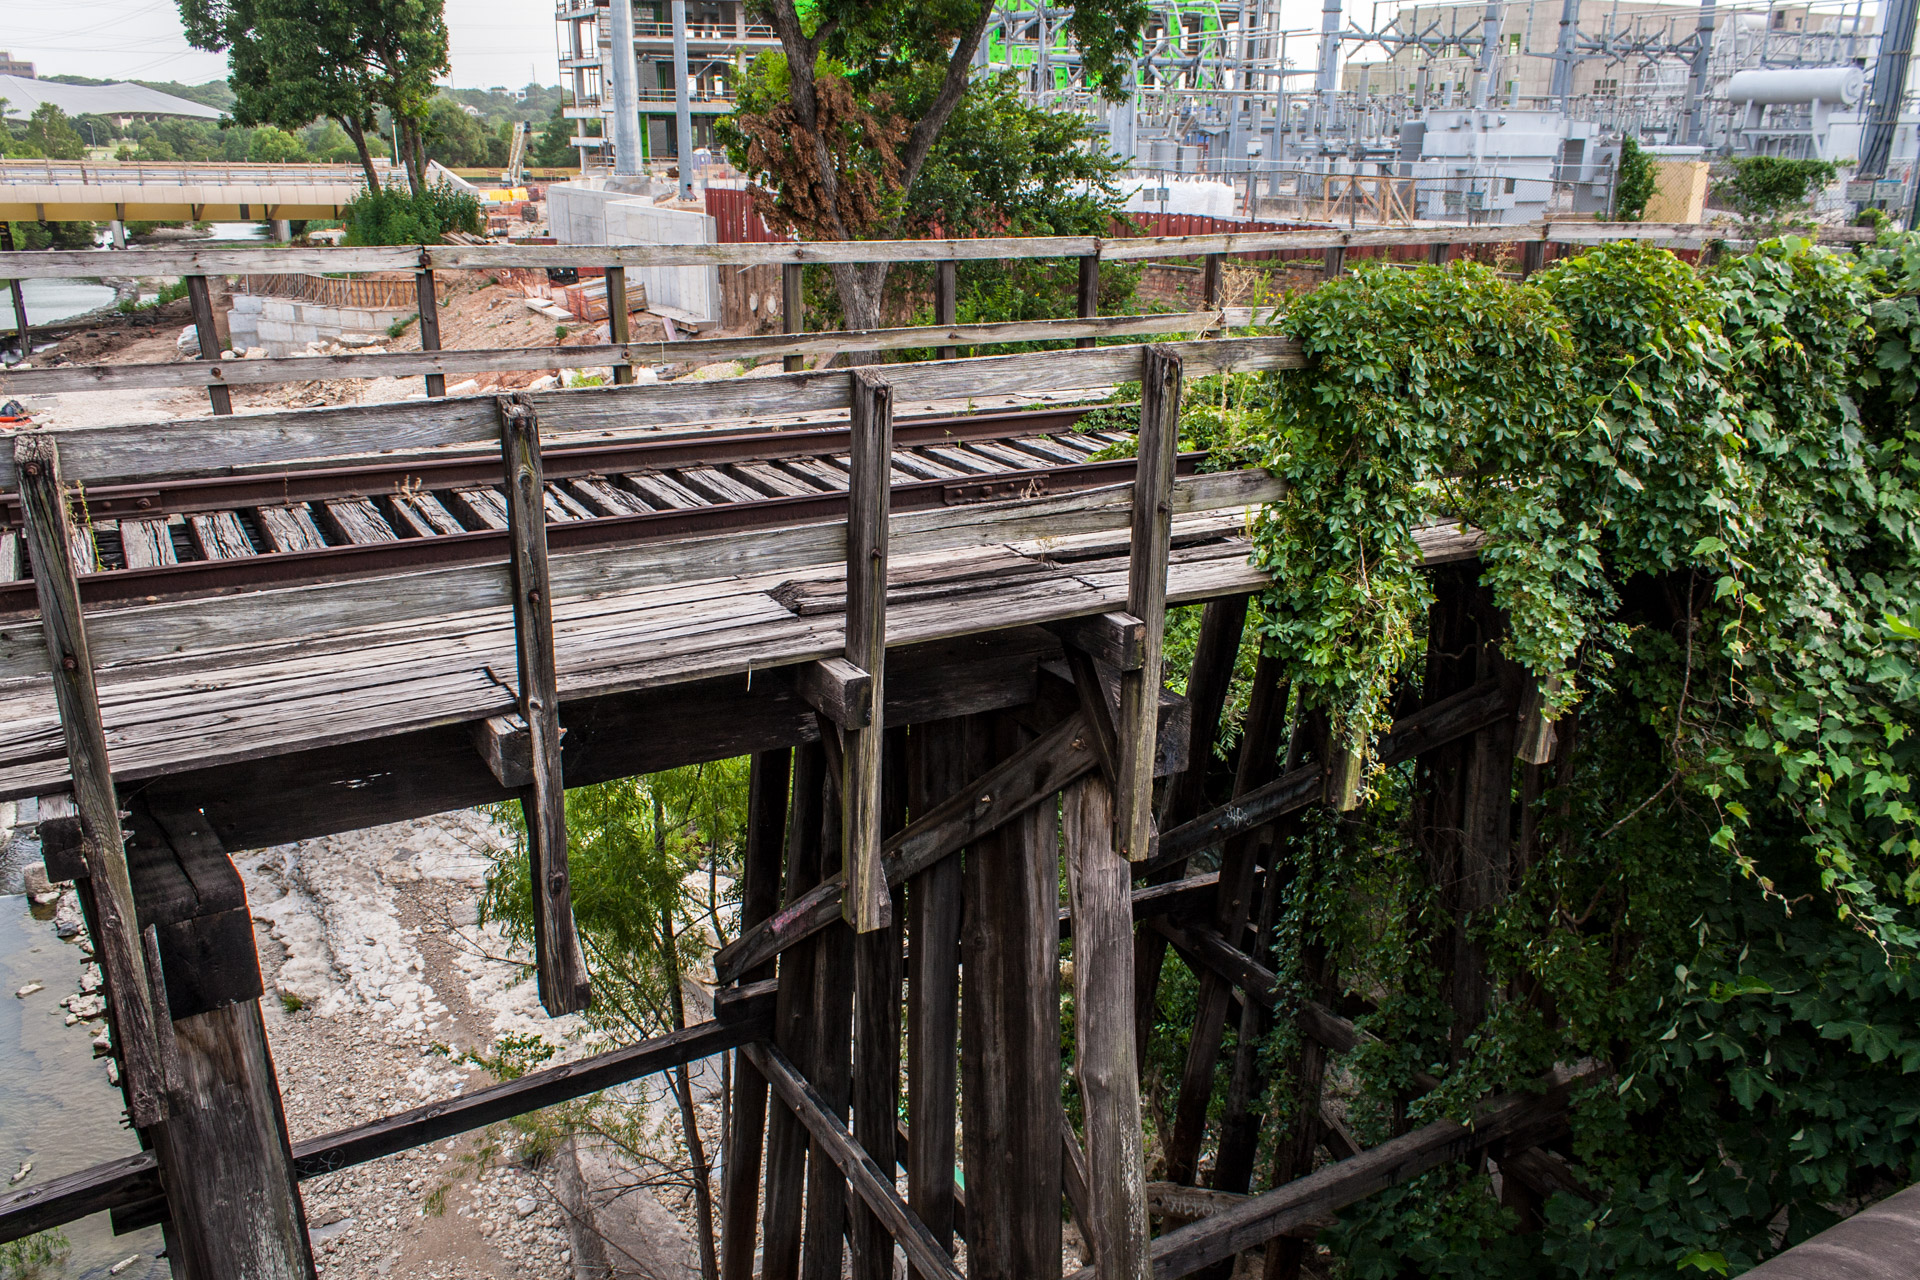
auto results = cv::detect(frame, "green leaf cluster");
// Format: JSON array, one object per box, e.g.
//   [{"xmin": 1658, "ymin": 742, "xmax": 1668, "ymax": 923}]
[{"xmin": 1185, "ymin": 234, "xmax": 1920, "ymax": 1274}]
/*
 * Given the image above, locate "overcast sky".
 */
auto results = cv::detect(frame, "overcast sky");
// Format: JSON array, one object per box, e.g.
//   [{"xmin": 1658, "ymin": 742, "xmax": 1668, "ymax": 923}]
[{"xmin": 5, "ymin": 0, "xmax": 1369, "ymax": 92}]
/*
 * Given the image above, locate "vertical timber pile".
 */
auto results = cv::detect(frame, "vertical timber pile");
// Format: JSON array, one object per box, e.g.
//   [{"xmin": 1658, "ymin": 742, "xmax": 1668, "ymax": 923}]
[
  {"xmin": 851, "ymin": 732, "xmax": 907, "ymax": 1280},
  {"xmin": 906, "ymin": 718, "xmax": 981, "ymax": 1277},
  {"xmin": 720, "ymin": 749, "xmax": 791, "ymax": 1280},
  {"xmin": 761, "ymin": 746, "xmax": 827, "ymax": 1280},
  {"xmin": 962, "ymin": 713, "xmax": 1063, "ymax": 1278},
  {"xmin": 17, "ymin": 433, "xmax": 315, "ymax": 1278},
  {"xmin": 498, "ymin": 395, "xmax": 592, "ymax": 1015},
  {"xmin": 1068, "ymin": 344, "xmax": 1181, "ymax": 1280}
]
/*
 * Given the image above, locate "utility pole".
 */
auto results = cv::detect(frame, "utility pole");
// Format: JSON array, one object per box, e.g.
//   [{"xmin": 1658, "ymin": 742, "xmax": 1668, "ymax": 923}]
[
  {"xmin": 673, "ymin": 0, "xmax": 695, "ymax": 201},
  {"xmin": 1549, "ymin": 0, "xmax": 1581, "ymax": 107},
  {"xmin": 1474, "ymin": 0, "xmax": 1505, "ymax": 109},
  {"xmin": 608, "ymin": 0, "xmax": 644, "ymax": 178},
  {"xmin": 1684, "ymin": 0, "xmax": 1718, "ymax": 146}
]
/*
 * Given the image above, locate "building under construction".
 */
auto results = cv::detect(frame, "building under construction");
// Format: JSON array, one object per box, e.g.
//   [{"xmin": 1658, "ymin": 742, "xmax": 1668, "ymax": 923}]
[{"xmin": 556, "ymin": 0, "xmax": 1920, "ymax": 220}]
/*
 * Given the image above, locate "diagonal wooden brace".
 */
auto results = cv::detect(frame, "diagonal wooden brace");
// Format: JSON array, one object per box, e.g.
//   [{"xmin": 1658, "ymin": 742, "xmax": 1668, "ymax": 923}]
[
  {"xmin": 14, "ymin": 433, "xmax": 171, "ymax": 1128},
  {"xmin": 842, "ymin": 369, "xmax": 892, "ymax": 932},
  {"xmin": 498, "ymin": 395, "xmax": 592, "ymax": 1015}
]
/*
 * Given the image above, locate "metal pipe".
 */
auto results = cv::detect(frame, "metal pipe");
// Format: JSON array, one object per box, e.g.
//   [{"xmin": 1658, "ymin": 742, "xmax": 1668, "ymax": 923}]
[
  {"xmin": 607, "ymin": 0, "xmax": 644, "ymax": 176},
  {"xmin": 673, "ymin": 0, "xmax": 695, "ymax": 199}
]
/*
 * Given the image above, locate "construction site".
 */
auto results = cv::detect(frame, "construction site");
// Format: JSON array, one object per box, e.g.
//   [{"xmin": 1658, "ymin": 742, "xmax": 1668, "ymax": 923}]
[{"xmin": 0, "ymin": 0, "xmax": 1917, "ymax": 1277}]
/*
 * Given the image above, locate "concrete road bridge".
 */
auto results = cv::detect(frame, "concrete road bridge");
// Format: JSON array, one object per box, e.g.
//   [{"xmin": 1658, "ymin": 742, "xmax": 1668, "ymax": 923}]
[{"xmin": 0, "ymin": 160, "xmax": 388, "ymax": 224}]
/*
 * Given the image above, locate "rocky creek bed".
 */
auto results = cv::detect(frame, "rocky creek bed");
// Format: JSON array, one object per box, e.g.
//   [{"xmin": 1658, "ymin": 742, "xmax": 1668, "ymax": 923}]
[{"xmin": 2, "ymin": 805, "xmax": 711, "ymax": 1280}]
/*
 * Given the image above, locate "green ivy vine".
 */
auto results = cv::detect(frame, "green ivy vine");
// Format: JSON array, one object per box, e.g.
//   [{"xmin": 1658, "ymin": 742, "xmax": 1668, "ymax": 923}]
[{"xmin": 1179, "ymin": 233, "xmax": 1920, "ymax": 1276}]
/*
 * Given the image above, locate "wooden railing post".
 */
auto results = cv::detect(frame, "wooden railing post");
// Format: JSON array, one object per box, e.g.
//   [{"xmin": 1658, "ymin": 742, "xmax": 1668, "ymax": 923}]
[
  {"xmin": 935, "ymin": 259, "xmax": 958, "ymax": 361},
  {"xmin": 13, "ymin": 433, "xmax": 170, "ymax": 1129},
  {"xmin": 607, "ymin": 265, "xmax": 635, "ymax": 384},
  {"xmin": 1076, "ymin": 253, "xmax": 1100, "ymax": 350},
  {"xmin": 1201, "ymin": 252, "xmax": 1224, "ymax": 307},
  {"xmin": 782, "ymin": 262, "xmax": 805, "ymax": 372},
  {"xmin": 184, "ymin": 274, "xmax": 233, "ymax": 415},
  {"xmin": 497, "ymin": 394, "xmax": 591, "ymax": 1015},
  {"xmin": 842, "ymin": 369, "xmax": 893, "ymax": 932},
  {"xmin": 415, "ymin": 267, "xmax": 446, "ymax": 397},
  {"xmin": 0, "ymin": 221, "xmax": 27, "ymax": 359},
  {"xmin": 1113, "ymin": 346, "xmax": 1180, "ymax": 861}
]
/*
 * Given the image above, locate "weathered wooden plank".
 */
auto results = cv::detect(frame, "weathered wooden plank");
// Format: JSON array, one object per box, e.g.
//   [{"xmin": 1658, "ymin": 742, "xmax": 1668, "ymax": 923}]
[
  {"xmin": 1061, "ymin": 1106, "xmax": 1097, "ymax": 1264},
  {"xmin": 1115, "ymin": 347, "xmax": 1181, "ymax": 860},
  {"xmin": 445, "ymin": 487, "xmax": 509, "ymax": 530},
  {"xmin": 12, "ymin": 434, "xmax": 169, "ymax": 1130},
  {"xmin": 118, "ymin": 518, "xmax": 177, "ymax": 569},
  {"xmin": 0, "ymin": 313, "xmax": 1223, "ymax": 398},
  {"xmin": 1063, "ymin": 1069, "xmax": 1599, "ymax": 1280},
  {"xmin": 499, "ymin": 396, "xmax": 590, "ymax": 1017},
  {"xmin": 186, "ymin": 510, "xmax": 257, "ymax": 560},
  {"xmin": 795, "ymin": 656, "xmax": 872, "ymax": 729},
  {"xmin": 748, "ymin": 1040, "xmax": 967, "ymax": 1280},
  {"xmin": 1064, "ymin": 774, "xmax": 1152, "ymax": 1280},
  {"xmin": 842, "ymin": 369, "xmax": 893, "ymax": 933},
  {"xmin": 1047, "ymin": 611, "xmax": 1147, "ymax": 672},
  {"xmin": 389, "ymin": 491, "xmax": 464, "ymax": 537},
  {"xmin": 0, "ymin": 338, "xmax": 1301, "ymax": 490},
  {"xmin": 962, "ymin": 713, "xmax": 1064, "ymax": 1280},
  {"xmin": 468, "ymin": 712, "xmax": 531, "ymax": 788},
  {"xmin": 249, "ymin": 505, "xmax": 327, "ymax": 552},
  {"xmin": 320, "ymin": 498, "xmax": 396, "ymax": 544},
  {"xmin": 145, "ymin": 860, "xmax": 314, "ymax": 1280},
  {"xmin": 802, "ymin": 765, "xmax": 854, "ymax": 1280}
]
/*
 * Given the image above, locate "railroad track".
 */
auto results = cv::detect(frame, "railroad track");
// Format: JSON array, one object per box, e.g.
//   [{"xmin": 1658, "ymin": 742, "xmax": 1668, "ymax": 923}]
[{"xmin": 0, "ymin": 404, "xmax": 1150, "ymax": 609}]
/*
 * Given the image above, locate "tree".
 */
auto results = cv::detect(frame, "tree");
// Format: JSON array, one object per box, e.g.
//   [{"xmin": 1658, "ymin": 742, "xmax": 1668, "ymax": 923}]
[
  {"xmin": 178, "ymin": 0, "xmax": 448, "ymax": 192},
  {"xmin": 246, "ymin": 124, "xmax": 309, "ymax": 163},
  {"xmin": 723, "ymin": 0, "xmax": 1148, "ymax": 335},
  {"xmin": 19, "ymin": 104, "xmax": 86, "ymax": 160},
  {"xmin": 421, "ymin": 96, "xmax": 493, "ymax": 169},
  {"xmin": 1613, "ymin": 134, "xmax": 1656, "ymax": 221},
  {"xmin": 532, "ymin": 102, "xmax": 577, "ymax": 169},
  {"xmin": 484, "ymin": 762, "xmax": 749, "ymax": 1280}
]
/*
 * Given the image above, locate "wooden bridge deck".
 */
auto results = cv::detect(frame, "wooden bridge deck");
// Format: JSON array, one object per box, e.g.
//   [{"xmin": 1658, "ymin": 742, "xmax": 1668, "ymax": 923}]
[{"xmin": 0, "ymin": 496, "xmax": 1273, "ymax": 801}]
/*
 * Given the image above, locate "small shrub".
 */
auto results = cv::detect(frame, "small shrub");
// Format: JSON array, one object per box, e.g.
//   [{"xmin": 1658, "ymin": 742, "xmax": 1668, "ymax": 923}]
[
  {"xmin": 279, "ymin": 991, "xmax": 304, "ymax": 1013},
  {"xmin": 340, "ymin": 184, "xmax": 483, "ymax": 247},
  {"xmin": 1614, "ymin": 135, "xmax": 1656, "ymax": 221},
  {"xmin": 554, "ymin": 325, "xmax": 569, "ymax": 341},
  {"xmin": 116, "ymin": 279, "xmax": 190, "ymax": 315},
  {"xmin": 1715, "ymin": 155, "xmax": 1840, "ymax": 225},
  {"xmin": 387, "ymin": 315, "xmax": 417, "ymax": 340}
]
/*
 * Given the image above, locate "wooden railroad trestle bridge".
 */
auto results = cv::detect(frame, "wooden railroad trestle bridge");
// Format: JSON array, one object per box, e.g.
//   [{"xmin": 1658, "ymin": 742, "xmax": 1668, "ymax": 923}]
[{"xmin": 0, "ymin": 225, "xmax": 1871, "ymax": 1280}]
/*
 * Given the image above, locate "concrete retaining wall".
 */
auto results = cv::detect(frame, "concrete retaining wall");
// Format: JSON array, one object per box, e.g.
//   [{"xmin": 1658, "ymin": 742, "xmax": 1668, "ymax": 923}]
[
  {"xmin": 227, "ymin": 293, "xmax": 411, "ymax": 356},
  {"xmin": 546, "ymin": 180, "xmax": 720, "ymax": 324}
]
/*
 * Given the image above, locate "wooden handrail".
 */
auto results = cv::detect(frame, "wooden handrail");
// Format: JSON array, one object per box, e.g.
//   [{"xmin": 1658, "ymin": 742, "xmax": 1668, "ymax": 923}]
[{"xmin": 0, "ymin": 220, "xmax": 1873, "ymax": 281}]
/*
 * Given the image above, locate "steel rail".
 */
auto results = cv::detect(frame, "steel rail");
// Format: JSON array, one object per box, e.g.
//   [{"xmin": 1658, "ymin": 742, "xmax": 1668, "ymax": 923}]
[{"xmin": 0, "ymin": 404, "xmax": 1152, "ymax": 612}]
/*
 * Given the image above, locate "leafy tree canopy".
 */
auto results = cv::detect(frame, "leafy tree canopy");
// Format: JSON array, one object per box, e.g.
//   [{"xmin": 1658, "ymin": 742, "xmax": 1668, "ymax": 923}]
[{"xmin": 722, "ymin": 0, "xmax": 1147, "ymax": 329}]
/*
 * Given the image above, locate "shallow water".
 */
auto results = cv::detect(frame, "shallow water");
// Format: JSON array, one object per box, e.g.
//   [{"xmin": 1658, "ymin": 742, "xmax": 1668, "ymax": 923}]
[
  {"xmin": 0, "ymin": 280, "xmax": 119, "ymax": 329},
  {"xmin": 0, "ymin": 897, "xmax": 165, "ymax": 1278}
]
